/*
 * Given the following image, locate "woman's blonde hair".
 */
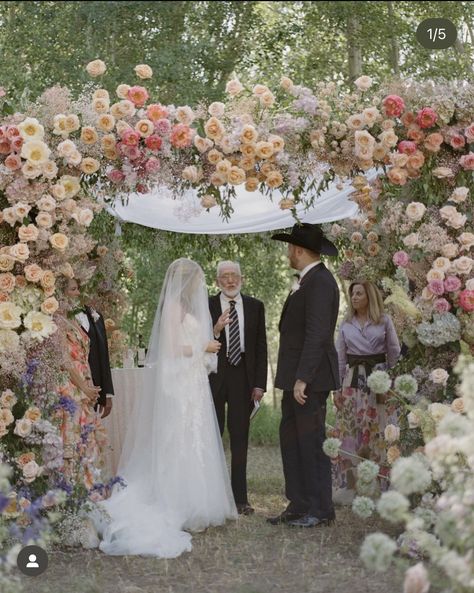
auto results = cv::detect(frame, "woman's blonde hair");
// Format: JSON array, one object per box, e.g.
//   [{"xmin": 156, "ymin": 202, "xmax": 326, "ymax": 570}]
[{"xmin": 347, "ymin": 280, "xmax": 385, "ymax": 325}]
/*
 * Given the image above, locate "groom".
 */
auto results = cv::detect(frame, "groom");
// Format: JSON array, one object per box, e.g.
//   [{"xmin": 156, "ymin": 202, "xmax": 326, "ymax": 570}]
[
  {"xmin": 209, "ymin": 261, "xmax": 267, "ymax": 515},
  {"xmin": 269, "ymin": 224, "xmax": 340, "ymax": 528}
]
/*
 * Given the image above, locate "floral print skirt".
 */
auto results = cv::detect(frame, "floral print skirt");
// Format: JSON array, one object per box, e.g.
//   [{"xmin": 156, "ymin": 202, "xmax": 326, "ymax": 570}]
[{"xmin": 332, "ymin": 363, "xmax": 397, "ymax": 495}]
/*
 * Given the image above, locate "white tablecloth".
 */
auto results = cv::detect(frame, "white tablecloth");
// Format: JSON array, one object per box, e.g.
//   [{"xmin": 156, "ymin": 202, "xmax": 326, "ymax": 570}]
[{"xmin": 101, "ymin": 368, "xmax": 147, "ymax": 479}]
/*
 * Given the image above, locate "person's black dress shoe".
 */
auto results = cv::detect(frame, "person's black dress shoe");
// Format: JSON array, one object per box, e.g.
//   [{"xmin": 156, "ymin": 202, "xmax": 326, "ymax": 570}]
[
  {"xmin": 287, "ymin": 514, "xmax": 335, "ymax": 528},
  {"xmin": 237, "ymin": 503, "xmax": 254, "ymax": 516},
  {"xmin": 266, "ymin": 511, "xmax": 305, "ymax": 525}
]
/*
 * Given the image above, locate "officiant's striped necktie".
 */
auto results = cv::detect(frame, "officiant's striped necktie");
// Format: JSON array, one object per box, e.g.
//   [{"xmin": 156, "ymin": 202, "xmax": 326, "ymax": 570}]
[{"xmin": 228, "ymin": 300, "xmax": 242, "ymax": 366}]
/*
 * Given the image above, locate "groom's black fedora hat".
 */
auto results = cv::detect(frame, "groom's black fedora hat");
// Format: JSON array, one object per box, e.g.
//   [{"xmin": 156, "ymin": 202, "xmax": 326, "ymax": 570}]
[{"xmin": 271, "ymin": 223, "xmax": 338, "ymax": 256}]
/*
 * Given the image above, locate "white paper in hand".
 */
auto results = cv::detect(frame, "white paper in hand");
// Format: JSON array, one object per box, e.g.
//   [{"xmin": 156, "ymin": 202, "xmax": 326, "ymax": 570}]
[{"xmin": 250, "ymin": 400, "xmax": 260, "ymax": 421}]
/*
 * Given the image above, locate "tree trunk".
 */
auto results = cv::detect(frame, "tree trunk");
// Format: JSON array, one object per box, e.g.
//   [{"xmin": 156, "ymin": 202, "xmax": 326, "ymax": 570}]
[
  {"xmin": 347, "ymin": 14, "xmax": 362, "ymax": 81},
  {"xmin": 387, "ymin": 1, "xmax": 400, "ymax": 75}
]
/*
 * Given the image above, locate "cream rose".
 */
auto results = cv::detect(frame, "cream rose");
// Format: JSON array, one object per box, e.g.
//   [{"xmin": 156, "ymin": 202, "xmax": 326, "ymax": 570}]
[
  {"xmin": 225, "ymin": 79, "xmax": 243, "ymax": 96},
  {"xmin": 65, "ymin": 114, "xmax": 81, "ymax": 133},
  {"xmin": 92, "ymin": 97, "xmax": 109, "ymax": 114},
  {"xmin": 240, "ymin": 125, "xmax": 259, "ymax": 145},
  {"xmin": 265, "ymin": 170, "xmax": 284, "ymax": 189},
  {"xmin": 256, "ymin": 141, "xmax": 274, "ymax": 160},
  {"xmin": 227, "ymin": 166, "xmax": 246, "ymax": 186},
  {"xmin": 21, "ymin": 140, "xmax": 51, "ymax": 165},
  {"xmin": 210, "ymin": 172, "xmax": 226, "ymax": 186},
  {"xmin": 216, "ymin": 159, "xmax": 232, "ymax": 176},
  {"xmin": 10, "ymin": 243, "xmax": 29, "ymax": 262},
  {"xmin": 40, "ymin": 270, "xmax": 56, "ymax": 290},
  {"xmin": 24, "ymin": 264, "xmax": 43, "ymax": 283},
  {"xmin": 22, "ymin": 162, "xmax": 42, "ymax": 179},
  {"xmin": 441, "ymin": 243, "xmax": 459, "ymax": 259},
  {"xmin": 80, "ymin": 157, "xmax": 100, "ymax": 175},
  {"xmin": 0, "ymin": 329, "xmax": 20, "ymax": 354},
  {"xmin": 346, "ymin": 114, "xmax": 365, "ymax": 130},
  {"xmin": 379, "ymin": 129, "xmax": 398, "ymax": 148},
  {"xmin": 426, "ymin": 269, "xmax": 445, "ymax": 282},
  {"xmin": 279, "ymin": 198, "xmax": 295, "ymax": 210},
  {"xmin": 245, "ymin": 177, "xmax": 259, "ymax": 192},
  {"xmin": 97, "ymin": 114, "xmax": 116, "ymax": 132},
  {"xmin": 452, "ymin": 256, "xmax": 473, "ymax": 275},
  {"xmin": 0, "ymin": 409, "xmax": 14, "ymax": 426},
  {"xmin": 451, "ymin": 398, "xmax": 464, "ymax": 414},
  {"xmin": 134, "ymin": 64, "xmax": 153, "ymax": 79},
  {"xmin": 14, "ymin": 418, "xmax": 32, "ymax": 438},
  {"xmin": 0, "ymin": 254, "xmax": 15, "ymax": 272},
  {"xmin": 429, "ymin": 368, "xmax": 449, "ymax": 385},
  {"xmin": 41, "ymin": 297, "xmax": 59, "ymax": 315},
  {"xmin": 49, "ymin": 233, "xmax": 69, "ymax": 252},
  {"xmin": 181, "ymin": 166, "xmax": 201, "ymax": 184},
  {"xmin": 433, "ymin": 166, "xmax": 454, "ymax": 179},
  {"xmin": 18, "ymin": 224, "xmax": 39, "ymax": 243},
  {"xmin": 269, "ymin": 135, "xmax": 285, "ymax": 153},
  {"xmin": 176, "ymin": 106, "xmax": 195, "ymax": 125},
  {"xmin": 59, "ymin": 263, "xmax": 74, "ymax": 279},
  {"xmin": 240, "ymin": 143, "xmax": 257, "ymax": 158},
  {"xmin": 23, "ymin": 407, "xmax": 41, "ymax": 423},
  {"xmin": 51, "ymin": 184, "xmax": 66, "ymax": 201},
  {"xmin": 354, "ymin": 75, "xmax": 373, "ymax": 91},
  {"xmin": 36, "ymin": 212, "xmax": 53, "ymax": 229},
  {"xmin": 86, "ymin": 59, "xmax": 106, "ymax": 77},
  {"xmin": 0, "ymin": 273, "xmax": 15, "ymax": 293},
  {"xmin": 22, "ymin": 460, "xmax": 42, "ymax": 483},
  {"xmin": 59, "ymin": 175, "xmax": 81, "ymax": 198},
  {"xmin": 449, "ymin": 187, "xmax": 469, "ymax": 204},
  {"xmin": 458, "ymin": 232, "xmax": 474, "ymax": 251},
  {"xmin": 72, "ymin": 208, "xmax": 94, "ymax": 227},
  {"xmin": 194, "ymin": 135, "xmax": 213, "ymax": 153},
  {"xmin": 432, "ymin": 257, "xmax": 451, "ymax": 273},
  {"xmin": 18, "ymin": 117, "xmax": 44, "ymax": 141},
  {"xmin": 207, "ymin": 149, "xmax": 223, "ymax": 165},
  {"xmin": 37, "ymin": 195, "xmax": 56, "ymax": 212},
  {"xmin": 0, "ymin": 390, "xmax": 17, "ymax": 408},
  {"xmin": 116, "ymin": 84, "xmax": 131, "ymax": 99},
  {"xmin": 80, "ymin": 126, "xmax": 99, "ymax": 145},
  {"xmin": 428, "ymin": 403, "xmax": 450, "ymax": 423},
  {"xmin": 204, "ymin": 117, "xmax": 225, "ymax": 141},
  {"xmin": 200, "ymin": 195, "xmax": 217, "ymax": 209},
  {"xmin": 208, "ymin": 102, "xmax": 225, "ymax": 118},
  {"xmin": 406, "ymin": 202, "xmax": 426, "ymax": 222}
]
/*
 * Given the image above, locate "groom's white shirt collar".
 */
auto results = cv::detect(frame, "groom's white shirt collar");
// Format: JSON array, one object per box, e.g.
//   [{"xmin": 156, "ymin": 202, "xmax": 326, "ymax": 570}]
[{"xmin": 299, "ymin": 261, "xmax": 321, "ymax": 281}]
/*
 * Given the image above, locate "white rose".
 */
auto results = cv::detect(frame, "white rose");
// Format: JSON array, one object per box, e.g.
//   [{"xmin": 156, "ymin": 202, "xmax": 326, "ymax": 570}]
[
  {"xmin": 453, "ymin": 256, "xmax": 473, "ymax": 275},
  {"xmin": 406, "ymin": 202, "xmax": 426, "ymax": 221},
  {"xmin": 428, "ymin": 403, "xmax": 450, "ymax": 423},
  {"xmin": 0, "ymin": 329, "xmax": 20, "ymax": 353},
  {"xmin": 208, "ymin": 102, "xmax": 225, "ymax": 118},
  {"xmin": 22, "ymin": 460, "xmax": 42, "ymax": 483},
  {"xmin": 433, "ymin": 166, "xmax": 454, "ymax": 179},
  {"xmin": 0, "ymin": 302, "xmax": 22, "ymax": 329},
  {"xmin": 403, "ymin": 233, "xmax": 419, "ymax": 248},
  {"xmin": 20, "ymin": 140, "xmax": 51, "ymax": 165},
  {"xmin": 354, "ymin": 75, "xmax": 373, "ymax": 91},
  {"xmin": 441, "ymin": 243, "xmax": 459, "ymax": 259},
  {"xmin": 72, "ymin": 208, "xmax": 94, "ymax": 227},
  {"xmin": 449, "ymin": 187, "xmax": 469, "ymax": 203},
  {"xmin": 18, "ymin": 117, "xmax": 44, "ymax": 141},
  {"xmin": 23, "ymin": 311, "xmax": 57, "ymax": 340},
  {"xmin": 458, "ymin": 232, "xmax": 474, "ymax": 251},
  {"xmin": 14, "ymin": 418, "xmax": 33, "ymax": 438},
  {"xmin": 134, "ymin": 64, "xmax": 153, "ymax": 79},
  {"xmin": 225, "ymin": 79, "xmax": 243, "ymax": 96},
  {"xmin": 466, "ymin": 278, "xmax": 474, "ymax": 291},
  {"xmin": 384, "ymin": 424, "xmax": 400, "ymax": 443},
  {"xmin": 429, "ymin": 368, "xmax": 449, "ymax": 385}
]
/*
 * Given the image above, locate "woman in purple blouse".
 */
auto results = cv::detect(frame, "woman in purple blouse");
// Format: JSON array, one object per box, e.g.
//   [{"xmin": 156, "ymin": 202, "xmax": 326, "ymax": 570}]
[{"xmin": 332, "ymin": 280, "xmax": 400, "ymax": 504}]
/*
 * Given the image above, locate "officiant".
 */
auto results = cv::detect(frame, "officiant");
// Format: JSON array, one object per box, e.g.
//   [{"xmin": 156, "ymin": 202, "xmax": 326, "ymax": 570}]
[{"xmin": 209, "ymin": 261, "xmax": 268, "ymax": 515}]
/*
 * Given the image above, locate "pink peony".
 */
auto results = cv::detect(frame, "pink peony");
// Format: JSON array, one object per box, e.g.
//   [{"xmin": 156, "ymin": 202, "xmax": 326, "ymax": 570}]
[
  {"xmin": 154, "ymin": 118, "xmax": 171, "ymax": 136},
  {"xmin": 428, "ymin": 279, "xmax": 445, "ymax": 296},
  {"xmin": 146, "ymin": 103, "xmax": 169, "ymax": 121},
  {"xmin": 127, "ymin": 85, "xmax": 149, "ymax": 107},
  {"xmin": 465, "ymin": 123, "xmax": 474, "ymax": 143},
  {"xmin": 170, "ymin": 123, "xmax": 193, "ymax": 148},
  {"xmin": 416, "ymin": 107, "xmax": 438, "ymax": 129},
  {"xmin": 392, "ymin": 251, "xmax": 410, "ymax": 267},
  {"xmin": 444, "ymin": 276, "xmax": 462, "ymax": 292},
  {"xmin": 398, "ymin": 140, "xmax": 417, "ymax": 155},
  {"xmin": 121, "ymin": 129, "xmax": 140, "ymax": 147},
  {"xmin": 459, "ymin": 290, "xmax": 474, "ymax": 312},
  {"xmin": 460, "ymin": 152, "xmax": 474, "ymax": 170},
  {"xmin": 449, "ymin": 134, "xmax": 466, "ymax": 150},
  {"xmin": 144, "ymin": 157, "xmax": 160, "ymax": 174},
  {"xmin": 121, "ymin": 145, "xmax": 141, "ymax": 160},
  {"xmin": 382, "ymin": 95, "xmax": 405, "ymax": 118},
  {"xmin": 107, "ymin": 169, "xmax": 125, "ymax": 184},
  {"xmin": 145, "ymin": 135, "xmax": 162, "ymax": 152},
  {"xmin": 433, "ymin": 298, "xmax": 451, "ymax": 313},
  {"xmin": 6, "ymin": 126, "xmax": 20, "ymax": 139}
]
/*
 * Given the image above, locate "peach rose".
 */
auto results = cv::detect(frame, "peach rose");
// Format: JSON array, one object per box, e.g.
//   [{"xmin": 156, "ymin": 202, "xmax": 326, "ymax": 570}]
[
  {"xmin": 17, "ymin": 452, "xmax": 35, "ymax": 468},
  {"xmin": 51, "ymin": 184, "xmax": 66, "ymax": 201},
  {"xmin": 208, "ymin": 102, "xmax": 225, "ymax": 118},
  {"xmin": 423, "ymin": 132, "xmax": 443, "ymax": 152},
  {"xmin": 405, "ymin": 202, "xmax": 426, "ymax": 221},
  {"xmin": 134, "ymin": 64, "xmax": 153, "ymax": 79},
  {"xmin": 200, "ymin": 195, "xmax": 217, "ymax": 209},
  {"xmin": 387, "ymin": 167, "xmax": 408, "ymax": 186},
  {"xmin": 36, "ymin": 212, "xmax": 53, "ymax": 229},
  {"xmin": 259, "ymin": 91, "xmax": 275, "ymax": 108},
  {"xmin": 407, "ymin": 151, "xmax": 425, "ymax": 169},
  {"xmin": 64, "ymin": 114, "xmax": 80, "ymax": 133},
  {"xmin": 0, "ymin": 408, "xmax": 14, "ymax": 426},
  {"xmin": 210, "ymin": 172, "xmax": 227, "ymax": 186},
  {"xmin": 204, "ymin": 117, "xmax": 225, "ymax": 141},
  {"xmin": 41, "ymin": 296, "xmax": 59, "ymax": 315},
  {"xmin": 80, "ymin": 126, "xmax": 98, "ymax": 145},
  {"xmin": 240, "ymin": 143, "xmax": 257, "ymax": 158},
  {"xmin": 182, "ymin": 165, "xmax": 201, "ymax": 184},
  {"xmin": 97, "ymin": 114, "xmax": 116, "ymax": 132},
  {"xmin": 80, "ymin": 157, "xmax": 100, "ymax": 175},
  {"xmin": 240, "ymin": 125, "xmax": 259, "ymax": 145},
  {"xmin": 280, "ymin": 76, "xmax": 294, "ymax": 91},
  {"xmin": 256, "ymin": 141, "xmax": 274, "ymax": 160},
  {"xmin": 227, "ymin": 166, "xmax": 246, "ymax": 186},
  {"xmin": 239, "ymin": 156, "xmax": 255, "ymax": 171},
  {"xmin": 207, "ymin": 149, "xmax": 223, "ymax": 165},
  {"xmin": 49, "ymin": 233, "xmax": 69, "ymax": 252},
  {"xmin": 92, "ymin": 97, "xmax": 109, "ymax": 114},
  {"xmin": 279, "ymin": 198, "xmax": 295, "ymax": 210},
  {"xmin": 40, "ymin": 270, "xmax": 56, "ymax": 290},
  {"xmin": 452, "ymin": 256, "xmax": 473, "ymax": 275},
  {"xmin": 245, "ymin": 177, "xmax": 259, "ymax": 192},
  {"xmin": 86, "ymin": 59, "xmax": 106, "ymax": 77},
  {"xmin": 269, "ymin": 135, "xmax": 285, "ymax": 153},
  {"xmin": 386, "ymin": 445, "xmax": 401, "ymax": 465},
  {"xmin": 216, "ymin": 159, "xmax": 232, "ymax": 175},
  {"xmin": 175, "ymin": 106, "xmax": 195, "ymax": 125},
  {"xmin": 225, "ymin": 79, "xmax": 244, "ymax": 96},
  {"xmin": 451, "ymin": 398, "xmax": 464, "ymax": 414},
  {"xmin": 194, "ymin": 135, "xmax": 213, "ymax": 153},
  {"xmin": 265, "ymin": 170, "xmax": 284, "ymax": 189},
  {"xmin": 0, "ymin": 273, "xmax": 15, "ymax": 293},
  {"xmin": 24, "ymin": 264, "xmax": 43, "ymax": 283}
]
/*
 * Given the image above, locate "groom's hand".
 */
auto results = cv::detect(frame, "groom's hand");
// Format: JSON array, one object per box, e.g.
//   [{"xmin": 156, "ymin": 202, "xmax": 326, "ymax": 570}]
[
  {"xmin": 214, "ymin": 310, "xmax": 231, "ymax": 335},
  {"xmin": 251, "ymin": 388, "xmax": 264, "ymax": 402},
  {"xmin": 293, "ymin": 380, "xmax": 307, "ymax": 405}
]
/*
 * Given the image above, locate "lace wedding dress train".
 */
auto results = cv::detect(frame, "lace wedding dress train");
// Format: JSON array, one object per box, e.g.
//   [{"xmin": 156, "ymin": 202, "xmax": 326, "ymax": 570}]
[{"xmin": 93, "ymin": 260, "xmax": 237, "ymax": 557}]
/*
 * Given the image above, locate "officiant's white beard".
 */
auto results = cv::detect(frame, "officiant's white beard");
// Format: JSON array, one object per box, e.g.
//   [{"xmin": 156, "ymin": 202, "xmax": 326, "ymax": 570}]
[{"xmin": 221, "ymin": 285, "xmax": 241, "ymax": 298}]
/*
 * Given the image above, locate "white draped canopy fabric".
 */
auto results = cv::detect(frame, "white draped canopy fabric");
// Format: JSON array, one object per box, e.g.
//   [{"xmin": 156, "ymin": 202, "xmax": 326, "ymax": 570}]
[{"xmin": 108, "ymin": 171, "xmax": 375, "ymax": 234}]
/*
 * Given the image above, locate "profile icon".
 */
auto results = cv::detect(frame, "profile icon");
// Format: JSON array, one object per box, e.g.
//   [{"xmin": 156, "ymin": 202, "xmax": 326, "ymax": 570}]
[
  {"xmin": 17, "ymin": 545, "xmax": 48, "ymax": 576},
  {"xmin": 26, "ymin": 554, "xmax": 39, "ymax": 568}
]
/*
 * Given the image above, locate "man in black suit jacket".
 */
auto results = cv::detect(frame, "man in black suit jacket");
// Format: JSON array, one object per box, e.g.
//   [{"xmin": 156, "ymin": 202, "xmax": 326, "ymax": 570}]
[
  {"xmin": 209, "ymin": 261, "xmax": 267, "ymax": 515},
  {"xmin": 269, "ymin": 224, "xmax": 340, "ymax": 528},
  {"xmin": 75, "ymin": 304, "xmax": 115, "ymax": 418}
]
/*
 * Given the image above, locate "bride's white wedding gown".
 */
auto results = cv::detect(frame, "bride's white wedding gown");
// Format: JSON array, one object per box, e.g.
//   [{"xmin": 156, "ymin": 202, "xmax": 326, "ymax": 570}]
[{"xmin": 95, "ymin": 312, "xmax": 237, "ymax": 557}]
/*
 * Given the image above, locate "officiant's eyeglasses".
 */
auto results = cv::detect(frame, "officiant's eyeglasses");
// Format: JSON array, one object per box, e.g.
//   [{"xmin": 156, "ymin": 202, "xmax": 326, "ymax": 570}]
[{"xmin": 218, "ymin": 273, "xmax": 241, "ymax": 282}]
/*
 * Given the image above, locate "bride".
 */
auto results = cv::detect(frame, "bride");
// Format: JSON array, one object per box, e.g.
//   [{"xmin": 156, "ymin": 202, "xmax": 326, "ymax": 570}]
[{"xmin": 95, "ymin": 258, "xmax": 237, "ymax": 556}]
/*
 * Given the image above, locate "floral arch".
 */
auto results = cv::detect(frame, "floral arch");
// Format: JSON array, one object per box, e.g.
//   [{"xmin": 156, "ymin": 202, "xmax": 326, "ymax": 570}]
[{"xmin": 0, "ymin": 60, "xmax": 473, "ymax": 581}]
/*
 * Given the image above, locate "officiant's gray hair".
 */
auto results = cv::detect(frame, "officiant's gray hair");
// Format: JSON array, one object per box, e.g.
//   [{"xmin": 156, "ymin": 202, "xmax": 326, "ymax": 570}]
[{"xmin": 216, "ymin": 261, "xmax": 242, "ymax": 277}]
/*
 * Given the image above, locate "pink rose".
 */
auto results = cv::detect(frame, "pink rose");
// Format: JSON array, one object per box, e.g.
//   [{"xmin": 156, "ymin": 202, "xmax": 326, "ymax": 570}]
[
  {"xmin": 10, "ymin": 136, "xmax": 23, "ymax": 152},
  {"xmin": 136, "ymin": 183, "xmax": 148, "ymax": 194},
  {"xmin": 127, "ymin": 85, "xmax": 149, "ymax": 107},
  {"xmin": 4, "ymin": 154, "xmax": 22, "ymax": 170},
  {"xmin": 6, "ymin": 126, "xmax": 20, "ymax": 139},
  {"xmin": 464, "ymin": 123, "xmax": 474, "ymax": 142},
  {"xmin": 121, "ymin": 145, "xmax": 141, "ymax": 160},
  {"xmin": 154, "ymin": 118, "xmax": 171, "ymax": 136},
  {"xmin": 444, "ymin": 276, "xmax": 461, "ymax": 292},
  {"xmin": 145, "ymin": 135, "xmax": 162, "ymax": 152},
  {"xmin": 121, "ymin": 129, "xmax": 140, "ymax": 147},
  {"xmin": 416, "ymin": 107, "xmax": 437, "ymax": 129},
  {"xmin": 428, "ymin": 279, "xmax": 445, "ymax": 296},
  {"xmin": 424, "ymin": 132, "xmax": 443, "ymax": 152},
  {"xmin": 449, "ymin": 134, "xmax": 465, "ymax": 150},
  {"xmin": 392, "ymin": 251, "xmax": 410, "ymax": 267},
  {"xmin": 0, "ymin": 140, "xmax": 11, "ymax": 154},
  {"xmin": 170, "ymin": 123, "xmax": 193, "ymax": 148},
  {"xmin": 107, "ymin": 169, "xmax": 125, "ymax": 184},
  {"xmin": 460, "ymin": 152, "xmax": 474, "ymax": 170},
  {"xmin": 398, "ymin": 140, "xmax": 417, "ymax": 155},
  {"xmin": 382, "ymin": 95, "xmax": 405, "ymax": 118},
  {"xmin": 459, "ymin": 290, "xmax": 474, "ymax": 312},
  {"xmin": 146, "ymin": 104, "xmax": 169, "ymax": 121},
  {"xmin": 433, "ymin": 298, "xmax": 451, "ymax": 313},
  {"xmin": 144, "ymin": 157, "xmax": 160, "ymax": 174}
]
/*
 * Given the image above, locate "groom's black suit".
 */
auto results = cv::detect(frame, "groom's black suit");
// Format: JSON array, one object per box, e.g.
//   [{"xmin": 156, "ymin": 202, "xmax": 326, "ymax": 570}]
[
  {"xmin": 83, "ymin": 306, "xmax": 115, "ymax": 409},
  {"xmin": 275, "ymin": 263, "xmax": 340, "ymax": 520},
  {"xmin": 209, "ymin": 293, "xmax": 267, "ymax": 505}
]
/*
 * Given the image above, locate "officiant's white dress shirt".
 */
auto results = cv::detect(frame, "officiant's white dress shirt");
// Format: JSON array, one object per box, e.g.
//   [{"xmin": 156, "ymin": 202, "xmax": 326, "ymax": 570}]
[{"xmin": 219, "ymin": 292, "xmax": 245, "ymax": 355}]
